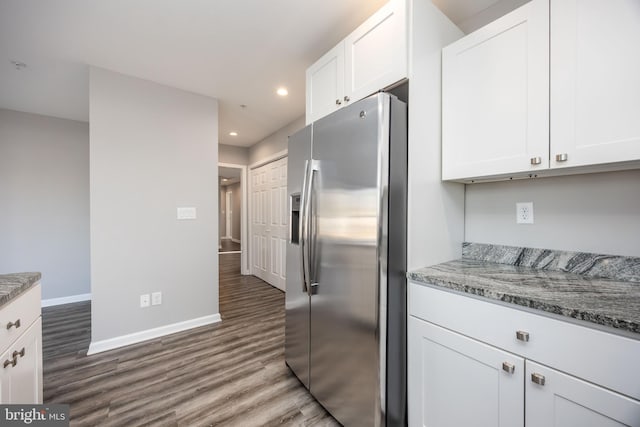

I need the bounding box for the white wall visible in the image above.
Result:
[89,68,219,348]
[407,0,465,270]
[219,144,249,165]
[0,109,90,301]
[249,116,304,165]
[465,170,640,257]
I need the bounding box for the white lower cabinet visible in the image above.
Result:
[526,361,640,427]
[0,318,42,404]
[408,282,640,427]
[408,317,524,427]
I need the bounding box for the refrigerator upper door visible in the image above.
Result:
[309,93,390,427]
[285,125,312,389]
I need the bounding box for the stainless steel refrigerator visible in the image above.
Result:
[285,92,407,426]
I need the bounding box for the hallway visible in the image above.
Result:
[42,253,338,426]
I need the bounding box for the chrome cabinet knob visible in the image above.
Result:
[516,330,530,342]
[555,153,568,162]
[530,156,542,165]
[344,95,350,102]
[335,99,342,106]
[502,362,515,374]
[531,373,546,386]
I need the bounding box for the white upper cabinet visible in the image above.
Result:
[442,0,549,181]
[306,44,345,125]
[550,0,640,169]
[306,0,407,124]
[344,0,407,103]
[442,0,640,182]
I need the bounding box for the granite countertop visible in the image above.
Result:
[0,273,42,309]
[408,243,640,335]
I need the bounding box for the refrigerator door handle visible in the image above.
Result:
[299,160,310,293]
[304,160,319,295]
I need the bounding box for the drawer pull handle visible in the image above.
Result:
[516,330,529,342]
[555,153,568,162]
[530,156,542,165]
[6,319,21,330]
[12,347,25,359]
[502,362,515,374]
[3,357,16,369]
[344,96,350,102]
[531,373,546,386]
[335,99,342,106]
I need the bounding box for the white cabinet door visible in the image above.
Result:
[526,360,640,427]
[344,0,407,104]
[550,0,640,169]
[442,0,549,181]
[306,43,344,125]
[408,317,524,427]
[0,318,42,404]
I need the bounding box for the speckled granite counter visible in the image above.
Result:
[0,273,41,309]
[408,243,640,335]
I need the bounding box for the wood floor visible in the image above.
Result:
[42,253,339,426]
[219,239,241,253]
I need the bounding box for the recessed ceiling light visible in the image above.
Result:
[222,178,229,182]
[229,131,238,136]
[277,87,288,96]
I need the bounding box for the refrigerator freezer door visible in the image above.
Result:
[285,125,312,389]
[309,93,389,426]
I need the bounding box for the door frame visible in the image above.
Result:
[248,149,288,281]
[219,162,249,275]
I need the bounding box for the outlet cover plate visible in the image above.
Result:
[151,292,162,306]
[516,202,534,224]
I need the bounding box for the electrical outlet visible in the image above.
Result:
[140,294,150,308]
[151,291,162,306]
[516,202,534,224]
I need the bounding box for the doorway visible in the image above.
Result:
[218,163,249,274]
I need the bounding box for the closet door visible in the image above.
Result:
[250,157,287,290]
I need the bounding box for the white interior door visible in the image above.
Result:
[225,191,232,239]
[250,157,287,290]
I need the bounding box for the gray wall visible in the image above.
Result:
[249,116,304,165]
[465,170,640,257]
[407,1,465,270]
[90,67,219,343]
[0,109,90,300]
[219,144,249,165]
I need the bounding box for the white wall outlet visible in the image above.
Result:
[516,202,534,224]
[140,294,150,308]
[151,291,162,306]
[177,207,197,220]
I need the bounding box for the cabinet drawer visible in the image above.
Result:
[0,284,41,354]
[409,281,640,400]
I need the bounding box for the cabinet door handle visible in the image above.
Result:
[516,330,530,342]
[344,95,350,102]
[530,156,542,165]
[3,358,16,369]
[12,347,25,359]
[502,362,515,374]
[531,373,546,386]
[335,99,342,106]
[6,319,21,330]
[555,153,568,162]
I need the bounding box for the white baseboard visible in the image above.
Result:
[87,313,222,355]
[231,238,241,244]
[41,293,91,307]
[221,236,231,240]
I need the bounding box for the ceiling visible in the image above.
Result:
[0,0,519,148]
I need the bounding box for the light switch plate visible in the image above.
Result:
[151,291,162,306]
[140,294,150,308]
[177,207,197,220]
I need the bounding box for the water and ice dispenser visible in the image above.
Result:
[290,193,300,245]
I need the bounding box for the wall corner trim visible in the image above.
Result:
[41,293,92,308]
[87,313,222,355]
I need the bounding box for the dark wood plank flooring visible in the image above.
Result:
[42,253,338,426]
[219,239,241,253]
